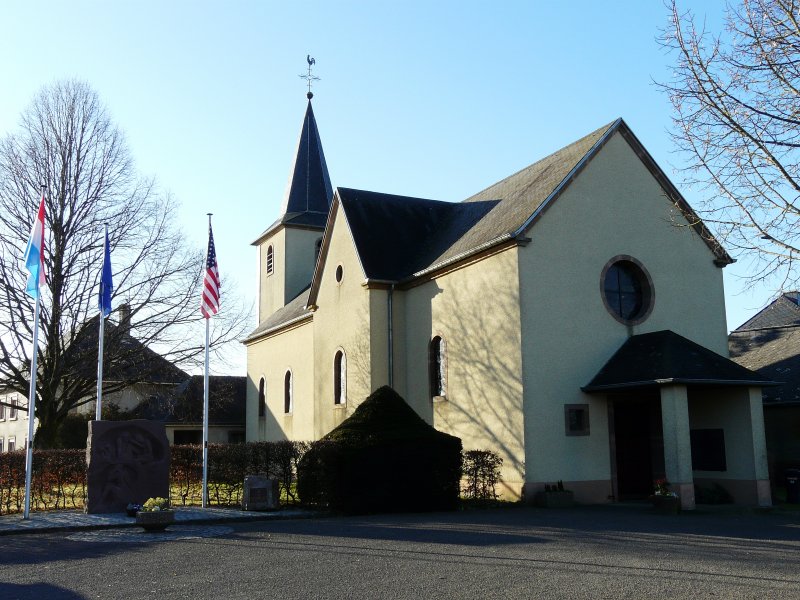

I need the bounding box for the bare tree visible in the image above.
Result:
[0,80,251,447]
[659,0,800,288]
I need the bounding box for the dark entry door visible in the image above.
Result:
[612,396,663,499]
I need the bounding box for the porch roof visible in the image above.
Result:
[582,330,777,393]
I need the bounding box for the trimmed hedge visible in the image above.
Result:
[298,386,462,514]
[0,440,309,515]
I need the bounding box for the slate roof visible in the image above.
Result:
[66,318,188,385]
[734,292,800,331]
[332,118,731,287]
[255,116,734,337]
[583,330,773,392]
[244,287,312,343]
[253,100,333,244]
[338,188,499,281]
[729,293,800,404]
[131,375,246,425]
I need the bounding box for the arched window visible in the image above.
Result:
[258,378,266,418]
[284,370,293,414]
[334,350,346,405]
[266,245,274,276]
[429,336,446,399]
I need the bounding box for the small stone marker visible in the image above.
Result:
[242,476,280,511]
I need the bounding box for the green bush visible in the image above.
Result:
[297,386,462,514]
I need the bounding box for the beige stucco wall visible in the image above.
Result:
[258,228,286,321]
[311,207,374,438]
[245,320,315,442]
[258,227,323,321]
[517,131,730,494]
[400,250,526,497]
[689,386,765,480]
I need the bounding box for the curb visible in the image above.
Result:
[0,508,322,537]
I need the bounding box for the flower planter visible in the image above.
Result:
[136,510,175,532]
[534,490,574,508]
[650,495,680,515]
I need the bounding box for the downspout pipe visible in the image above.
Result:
[388,284,394,388]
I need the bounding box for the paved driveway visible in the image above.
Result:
[0,505,798,599]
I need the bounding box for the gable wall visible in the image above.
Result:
[311,207,374,438]
[517,131,729,493]
[399,250,526,497]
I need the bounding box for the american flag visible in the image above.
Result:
[201,223,220,318]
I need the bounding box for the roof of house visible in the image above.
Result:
[733,292,800,331]
[66,316,189,385]
[253,100,333,245]
[729,293,800,404]
[131,375,246,425]
[583,330,773,392]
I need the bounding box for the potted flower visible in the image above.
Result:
[534,480,574,508]
[650,479,680,514]
[135,497,175,532]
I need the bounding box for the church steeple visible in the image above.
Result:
[253,69,334,321]
[278,98,333,229]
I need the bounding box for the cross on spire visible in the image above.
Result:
[299,55,320,99]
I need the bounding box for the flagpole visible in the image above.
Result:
[202,316,210,508]
[96,224,109,421]
[202,213,212,508]
[96,307,105,421]
[23,290,40,520]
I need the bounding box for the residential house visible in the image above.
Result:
[729,292,800,488]
[0,306,245,447]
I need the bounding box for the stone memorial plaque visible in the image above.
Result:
[86,419,170,514]
[242,475,279,511]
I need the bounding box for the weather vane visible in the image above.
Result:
[299,55,320,99]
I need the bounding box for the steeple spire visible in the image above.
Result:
[252,58,333,244]
[278,98,333,228]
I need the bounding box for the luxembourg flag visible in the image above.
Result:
[22,195,46,299]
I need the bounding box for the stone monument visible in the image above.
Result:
[86,419,170,514]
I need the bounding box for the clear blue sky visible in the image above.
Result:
[0,1,767,375]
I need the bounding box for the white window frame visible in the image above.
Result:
[8,437,15,452]
[9,395,17,420]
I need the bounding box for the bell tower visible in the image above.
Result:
[253,63,332,322]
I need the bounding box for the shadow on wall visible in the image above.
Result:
[431,272,526,482]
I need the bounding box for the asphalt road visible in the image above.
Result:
[0,505,798,599]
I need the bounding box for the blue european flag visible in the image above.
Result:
[99,228,113,316]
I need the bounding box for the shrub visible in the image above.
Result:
[462,450,502,501]
[297,386,462,514]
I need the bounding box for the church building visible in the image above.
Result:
[245,93,773,509]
